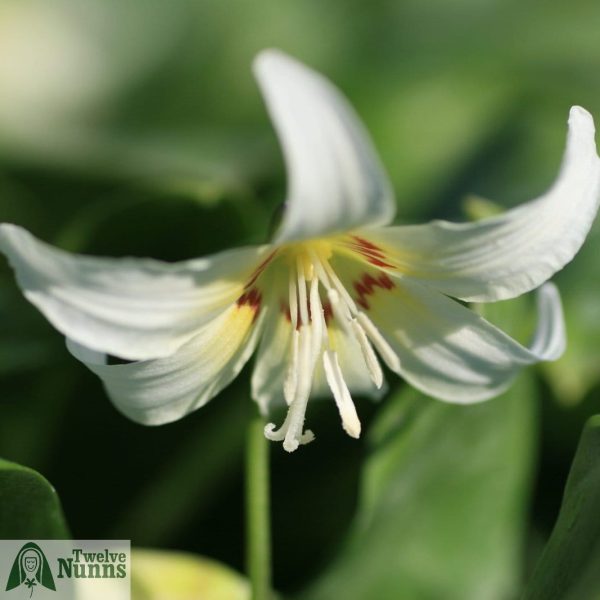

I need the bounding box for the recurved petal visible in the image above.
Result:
[254,49,395,244]
[364,107,600,302]
[367,278,564,403]
[67,302,265,425]
[0,223,268,361]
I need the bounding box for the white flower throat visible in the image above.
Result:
[239,236,401,452]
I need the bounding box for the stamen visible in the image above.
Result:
[309,249,333,288]
[322,259,358,314]
[310,251,350,332]
[283,328,300,405]
[357,311,401,372]
[296,256,309,326]
[327,289,352,335]
[288,269,298,330]
[312,249,385,389]
[267,245,401,450]
[323,349,361,438]
[309,276,326,361]
[350,318,384,388]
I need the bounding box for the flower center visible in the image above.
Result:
[261,238,400,452]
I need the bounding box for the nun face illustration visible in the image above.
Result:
[22,551,38,574]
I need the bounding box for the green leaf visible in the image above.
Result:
[543,223,600,404]
[0,458,69,538]
[132,549,249,600]
[524,415,600,600]
[299,376,536,600]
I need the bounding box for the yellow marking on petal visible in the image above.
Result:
[191,303,259,380]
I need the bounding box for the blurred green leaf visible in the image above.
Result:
[524,415,600,600]
[299,376,536,600]
[0,458,69,538]
[132,549,249,600]
[544,223,600,404]
[365,69,517,220]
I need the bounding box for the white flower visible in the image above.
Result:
[1,50,599,452]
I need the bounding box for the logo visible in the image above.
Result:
[1,540,130,599]
[5,543,55,597]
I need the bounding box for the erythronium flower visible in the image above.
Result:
[1,51,599,452]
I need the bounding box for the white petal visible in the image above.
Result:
[67,303,264,424]
[364,107,600,302]
[367,277,565,403]
[253,49,395,243]
[528,282,566,358]
[0,223,268,360]
[251,310,292,415]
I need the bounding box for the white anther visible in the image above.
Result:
[350,318,384,388]
[323,349,361,439]
[322,260,358,314]
[357,311,401,372]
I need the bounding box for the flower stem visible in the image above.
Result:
[246,415,272,600]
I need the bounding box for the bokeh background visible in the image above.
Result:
[1,0,599,598]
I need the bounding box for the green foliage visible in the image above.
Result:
[0,459,251,599]
[0,458,69,539]
[524,416,600,600]
[299,378,536,600]
[545,226,600,403]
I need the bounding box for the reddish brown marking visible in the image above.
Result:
[366,257,394,268]
[281,300,301,330]
[353,272,396,310]
[322,301,333,325]
[237,287,262,322]
[281,300,293,323]
[244,250,277,289]
[352,236,382,252]
[349,236,395,269]
[378,273,395,289]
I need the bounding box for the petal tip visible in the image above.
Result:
[0,222,23,246]
[252,48,294,79]
[569,105,595,134]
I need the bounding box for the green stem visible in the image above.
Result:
[246,415,272,600]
